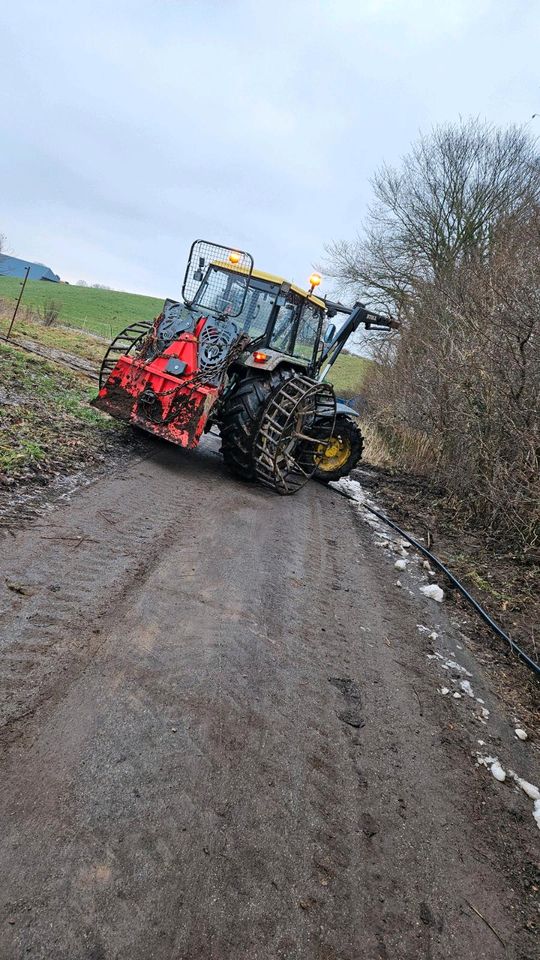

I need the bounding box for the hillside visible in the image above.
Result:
[325,352,371,396]
[0,276,163,339]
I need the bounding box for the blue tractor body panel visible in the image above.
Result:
[335,398,359,418]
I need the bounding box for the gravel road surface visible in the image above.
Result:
[0,436,538,959]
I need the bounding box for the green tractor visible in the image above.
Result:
[93,240,396,494]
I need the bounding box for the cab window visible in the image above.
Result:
[237,282,277,338]
[291,302,323,362]
[269,294,300,352]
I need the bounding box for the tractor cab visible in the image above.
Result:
[188,258,327,375]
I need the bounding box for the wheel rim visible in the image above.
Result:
[315,434,352,472]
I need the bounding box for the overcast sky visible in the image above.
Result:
[1,0,539,300]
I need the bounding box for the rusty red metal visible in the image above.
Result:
[92,316,220,448]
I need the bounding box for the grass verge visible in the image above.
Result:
[0,340,124,485]
[354,462,540,694]
[0,312,107,365]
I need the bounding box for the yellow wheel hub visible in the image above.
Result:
[316,434,352,472]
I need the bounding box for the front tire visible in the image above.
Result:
[314,414,364,483]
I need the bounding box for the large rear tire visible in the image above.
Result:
[314,414,364,483]
[219,368,293,481]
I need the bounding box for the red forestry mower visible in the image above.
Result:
[92,240,396,494]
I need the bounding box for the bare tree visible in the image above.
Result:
[325,119,540,311]
[325,120,540,553]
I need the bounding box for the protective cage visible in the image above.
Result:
[254,375,337,495]
[181,239,253,318]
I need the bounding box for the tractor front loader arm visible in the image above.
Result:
[317,301,399,381]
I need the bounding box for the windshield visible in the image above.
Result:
[193,266,248,317]
[193,266,279,338]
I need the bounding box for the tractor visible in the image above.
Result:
[92,240,396,494]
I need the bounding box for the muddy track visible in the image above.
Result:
[0,436,538,959]
[0,333,100,380]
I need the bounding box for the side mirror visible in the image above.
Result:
[324,323,336,343]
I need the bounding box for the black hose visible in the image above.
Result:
[333,487,540,678]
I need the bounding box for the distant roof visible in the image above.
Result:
[0,254,60,282]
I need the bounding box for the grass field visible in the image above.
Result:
[0,275,370,394]
[0,276,163,340]
[325,352,371,395]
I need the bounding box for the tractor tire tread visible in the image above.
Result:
[220,368,293,480]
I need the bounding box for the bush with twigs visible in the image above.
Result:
[37,300,61,327]
[325,119,540,557]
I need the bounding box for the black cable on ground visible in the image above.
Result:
[332,486,540,679]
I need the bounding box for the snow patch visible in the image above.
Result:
[453,691,462,699]
[439,687,450,695]
[491,760,506,782]
[420,584,444,602]
[394,558,407,571]
[477,754,497,768]
[477,760,540,831]
[509,772,540,801]
[330,478,366,503]
[460,679,474,697]
[477,754,506,781]
[427,653,473,677]
[508,771,540,831]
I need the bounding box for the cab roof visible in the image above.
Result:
[212,260,326,310]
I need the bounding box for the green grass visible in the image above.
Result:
[325,352,371,396]
[0,341,120,478]
[0,275,163,340]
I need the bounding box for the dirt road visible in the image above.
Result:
[0,436,538,959]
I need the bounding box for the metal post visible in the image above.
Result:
[6,265,31,339]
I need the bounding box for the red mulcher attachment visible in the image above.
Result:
[92,240,254,448]
[93,314,219,448]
